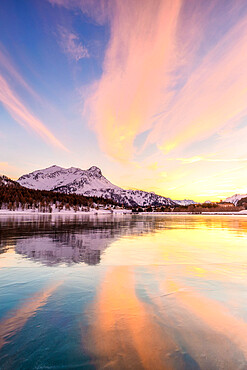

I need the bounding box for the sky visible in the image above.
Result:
[1,0,247,201]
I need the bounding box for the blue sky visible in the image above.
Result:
[1,0,247,201]
[0,0,108,172]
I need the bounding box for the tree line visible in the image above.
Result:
[0,181,117,212]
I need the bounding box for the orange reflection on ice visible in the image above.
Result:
[165,280,247,360]
[138,271,246,368]
[87,266,182,369]
[0,281,62,349]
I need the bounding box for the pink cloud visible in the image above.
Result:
[0,43,68,151]
[0,44,41,101]
[84,0,182,161]
[146,3,247,154]
[0,74,68,151]
[49,0,247,168]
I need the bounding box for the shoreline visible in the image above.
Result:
[0,209,132,216]
[0,210,247,216]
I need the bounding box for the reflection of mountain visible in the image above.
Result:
[16,231,115,266]
[0,214,159,266]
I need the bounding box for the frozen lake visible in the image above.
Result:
[1,214,247,369]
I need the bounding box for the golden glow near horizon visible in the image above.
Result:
[101,217,247,266]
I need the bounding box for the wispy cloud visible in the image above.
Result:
[84,0,182,162]
[0,74,68,151]
[0,43,68,151]
[48,0,112,24]
[60,0,247,164]
[175,156,247,164]
[150,4,247,154]
[0,43,40,101]
[46,0,247,200]
[58,26,89,61]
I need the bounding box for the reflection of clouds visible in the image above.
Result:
[2,215,247,366]
[0,281,62,349]
[86,266,182,369]
[155,279,247,368]
[166,280,247,361]
[87,266,247,368]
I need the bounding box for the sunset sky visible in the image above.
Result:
[1,0,247,201]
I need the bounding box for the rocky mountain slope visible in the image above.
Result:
[0,175,20,188]
[225,194,247,205]
[17,165,177,207]
[173,199,198,206]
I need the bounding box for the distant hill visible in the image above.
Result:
[173,199,198,206]
[225,194,247,205]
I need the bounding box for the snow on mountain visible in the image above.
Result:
[174,199,197,206]
[225,194,247,205]
[0,175,20,187]
[83,188,176,207]
[18,165,119,193]
[17,165,176,207]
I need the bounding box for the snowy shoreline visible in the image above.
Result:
[0,209,247,216]
[0,209,132,216]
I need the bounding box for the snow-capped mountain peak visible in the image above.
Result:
[17,165,176,207]
[174,199,198,206]
[18,165,118,192]
[32,165,63,174]
[88,165,101,173]
[225,193,247,205]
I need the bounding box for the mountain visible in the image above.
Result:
[174,199,198,206]
[18,165,118,192]
[224,194,247,205]
[17,165,176,207]
[0,171,116,213]
[0,175,20,188]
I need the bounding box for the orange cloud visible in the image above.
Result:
[0,74,68,151]
[83,0,247,163]
[84,0,182,162]
[47,0,247,200]
[154,12,247,153]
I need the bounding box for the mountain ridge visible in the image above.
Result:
[17,165,177,207]
[224,193,247,205]
[0,175,21,188]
